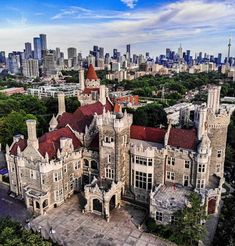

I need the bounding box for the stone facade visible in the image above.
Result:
[5,69,233,224]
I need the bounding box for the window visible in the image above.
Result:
[105,136,109,143]
[170,216,176,223]
[148,159,153,166]
[217,150,222,158]
[168,157,175,166]
[30,170,36,180]
[105,167,114,179]
[110,137,114,142]
[135,171,147,189]
[136,156,147,166]
[11,166,15,172]
[196,179,205,189]
[63,164,67,173]
[166,171,175,181]
[83,159,89,167]
[91,160,98,170]
[148,173,152,191]
[54,189,63,201]
[156,212,163,222]
[198,164,205,173]
[216,164,220,173]
[53,171,62,182]
[41,175,45,185]
[183,175,189,186]
[64,182,68,191]
[107,154,111,163]
[185,160,190,169]
[69,173,74,182]
[74,161,80,170]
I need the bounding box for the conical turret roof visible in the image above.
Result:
[86,64,98,80]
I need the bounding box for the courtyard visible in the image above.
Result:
[31,194,174,246]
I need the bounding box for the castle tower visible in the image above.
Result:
[57,92,66,116]
[85,64,100,88]
[96,110,133,187]
[79,69,85,91]
[26,119,38,149]
[207,86,221,114]
[99,85,106,106]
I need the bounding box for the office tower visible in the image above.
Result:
[33,37,42,60]
[146,52,150,58]
[25,42,32,59]
[133,54,138,64]
[93,46,99,52]
[40,34,47,51]
[177,44,183,59]
[217,53,222,65]
[0,51,6,64]
[55,48,61,60]
[22,59,39,78]
[7,53,21,74]
[166,48,171,59]
[113,49,118,59]
[104,53,110,64]
[99,47,104,59]
[43,52,57,76]
[67,47,77,59]
[126,44,131,61]
[186,50,190,64]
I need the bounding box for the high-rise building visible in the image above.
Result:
[166,48,171,59]
[25,42,32,59]
[113,49,118,59]
[99,47,104,59]
[43,52,57,76]
[217,53,222,65]
[67,47,77,60]
[39,34,47,51]
[177,44,183,59]
[7,53,21,74]
[33,37,42,60]
[126,44,131,61]
[22,59,39,78]
[0,51,6,64]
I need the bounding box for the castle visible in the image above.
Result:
[6,64,232,223]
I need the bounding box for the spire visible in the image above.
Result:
[49,114,58,131]
[86,64,98,80]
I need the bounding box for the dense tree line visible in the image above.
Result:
[0,93,80,147]
[0,217,55,246]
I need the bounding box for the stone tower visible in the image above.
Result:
[57,92,66,116]
[26,119,38,149]
[206,86,230,178]
[96,109,133,187]
[79,69,85,91]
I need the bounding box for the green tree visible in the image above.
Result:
[169,192,207,246]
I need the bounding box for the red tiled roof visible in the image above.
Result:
[168,128,197,150]
[38,127,82,159]
[10,138,27,155]
[130,125,166,144]
[114,103,121,113]
[83,88,100,95]
[86,64,98,80]
[57,100,113,133]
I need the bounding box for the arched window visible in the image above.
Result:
[83,159,89,167]
[91,160,98,170]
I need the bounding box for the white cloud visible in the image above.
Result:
[1,0,234,57]
[121,0,138,9]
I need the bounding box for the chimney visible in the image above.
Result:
[207,86,221,114]
[26,119,38,149]
[99,85,106,105]
[79,69,85,91]
[57,92,66,116]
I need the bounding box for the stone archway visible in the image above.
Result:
[42,199,48,208]
[35,201,40,209]
[109,195,116,211]
[93,199,102,213]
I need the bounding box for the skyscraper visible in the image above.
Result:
[0,51,6,64]
[67,47,77,60]
[40,34,47,51]
[33,37,42,60]
[25,42,32,59]
[22,59,39,78]
[126,44,131,61]
[166,48,171,59]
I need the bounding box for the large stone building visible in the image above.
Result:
[6,67,232,223]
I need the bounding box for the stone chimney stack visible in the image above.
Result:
[26,119,38,149]
[57,92,66,116]
[99,85,106,105]
[207,86,221,114]
[79,69,85,91]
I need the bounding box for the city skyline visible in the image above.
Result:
[0,0,234,56]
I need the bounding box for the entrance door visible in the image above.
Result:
[109,195,116,211]
[208,197,216,214]
[93,199,102,213]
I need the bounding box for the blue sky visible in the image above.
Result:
[0,0,234,58]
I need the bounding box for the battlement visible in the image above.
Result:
[96,109,133,129]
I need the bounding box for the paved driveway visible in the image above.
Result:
[31,195,174,246]
[0,183,30,223]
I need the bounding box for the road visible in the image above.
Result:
[0,182,30,223]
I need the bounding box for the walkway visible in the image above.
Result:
[31,195,174,246]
